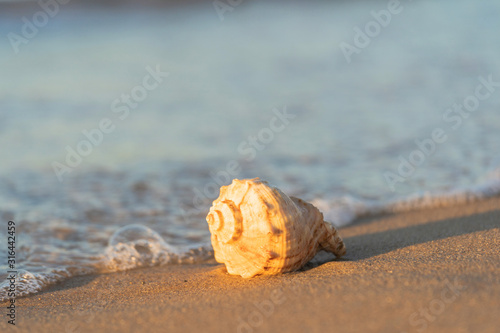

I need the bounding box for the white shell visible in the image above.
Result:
[206,178,346,278]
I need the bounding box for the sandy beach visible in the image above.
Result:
[1,196,498,333]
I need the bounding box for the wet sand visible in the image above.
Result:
[1,196,499,333]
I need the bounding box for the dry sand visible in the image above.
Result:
[1,197,499,333]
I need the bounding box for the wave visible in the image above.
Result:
[0,225,213,302]
[1,166,499,302]
[314,166,500,227]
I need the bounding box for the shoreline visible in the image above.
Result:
[1,196,499,332]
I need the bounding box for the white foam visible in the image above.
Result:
[0,225,214,302]
[0,268,92,301]
[311,196,369,227]
[315,169,500,228]
[102,224,214,272]
[103,224,180,272]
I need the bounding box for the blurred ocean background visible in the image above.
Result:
[1,0,500,299]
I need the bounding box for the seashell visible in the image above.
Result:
[206,178,346,278]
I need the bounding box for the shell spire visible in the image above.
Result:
[206,178,346,278]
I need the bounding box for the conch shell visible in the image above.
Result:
[206,178,346,278]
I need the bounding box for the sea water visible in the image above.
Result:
[1,0,500,300]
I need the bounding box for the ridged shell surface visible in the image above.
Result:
[206,178,346,278]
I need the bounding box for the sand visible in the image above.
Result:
[1,197,499,333]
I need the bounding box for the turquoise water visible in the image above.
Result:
[1,0,500,300]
